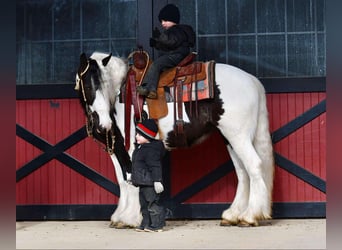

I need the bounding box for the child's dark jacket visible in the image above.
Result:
[152,24,195,56]
[131,140,166,186]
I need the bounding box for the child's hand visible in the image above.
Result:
[126,172,132,183]
[154,182,164,193]
[152,27,161,38]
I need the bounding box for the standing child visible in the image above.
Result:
[131,119,166,232]
[136,3,195,99]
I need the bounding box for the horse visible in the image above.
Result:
[74,50,274,227]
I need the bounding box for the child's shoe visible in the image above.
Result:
[135,225,145,232]
[144,226,163,232]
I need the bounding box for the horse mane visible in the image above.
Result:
[90,51,128,105]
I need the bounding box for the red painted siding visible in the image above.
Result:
[16,99,118,205]
[170,131,237,203]
[267,93,326,202]
[16,93,326,205]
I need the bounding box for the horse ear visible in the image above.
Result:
[102,53,112,66]
[80,53,88,68]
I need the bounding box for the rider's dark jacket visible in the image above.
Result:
[151,24,195,57]
[131,140,166,187]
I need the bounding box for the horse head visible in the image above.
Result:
[75,52,128,134]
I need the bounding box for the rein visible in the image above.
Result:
[78,62,89,103]
[77,62,116,155]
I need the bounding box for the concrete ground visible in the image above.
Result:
[16,219,326,249]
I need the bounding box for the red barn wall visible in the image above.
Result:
[16,93,326,207]
[16,99,118,205]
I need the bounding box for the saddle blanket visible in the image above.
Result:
[169,60,215,102]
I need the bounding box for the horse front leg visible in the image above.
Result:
[109,154,142,228]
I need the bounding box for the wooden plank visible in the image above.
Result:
[282,94,291,201]
[296,93,305,201]
[26,100,35,203]
[40,100,49,203]
[288,93,297,201]
[69,100,80,203]
[311,93,320,201]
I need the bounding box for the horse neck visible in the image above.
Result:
[112,99,137,157]
[104,60,127,103]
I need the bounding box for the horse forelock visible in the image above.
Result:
[90,52,127,105]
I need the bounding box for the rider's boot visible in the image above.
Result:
[137,86,157,99]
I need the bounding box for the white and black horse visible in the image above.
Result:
[75,51,274,227]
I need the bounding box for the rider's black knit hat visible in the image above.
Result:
[158,4,180,24]
[136,119,158,141]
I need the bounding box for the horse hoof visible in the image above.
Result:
[109,221,119,228]
[220,219,235,226]
[112,221,135,229]
[237,220,258,227]
[114,222,128,229]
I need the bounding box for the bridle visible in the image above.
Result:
[76,62,116,155]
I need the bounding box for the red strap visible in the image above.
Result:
[130,74,144,122]
[124,70,134,151]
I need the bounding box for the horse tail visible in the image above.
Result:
[253,78,275,213]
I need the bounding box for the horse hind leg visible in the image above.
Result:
[220,144,250,226]
[241,141,273,226]
[222,138,271,226]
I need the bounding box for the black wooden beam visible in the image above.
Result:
[261,77,326,93]
[271,100,326,143]
[16,124,87,180]
[274,153,326,193]
[168,160,235,205]
[16,84,79,100]
[16,202,325,221]
[16,77,326,100]
[16,124,120,196]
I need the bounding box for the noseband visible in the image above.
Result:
[77,62,116,155]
